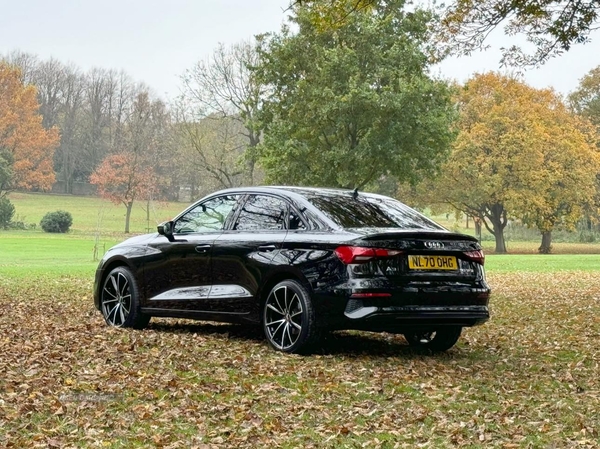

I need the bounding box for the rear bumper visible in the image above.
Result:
[342,304,489,331]
[313,283,491,332]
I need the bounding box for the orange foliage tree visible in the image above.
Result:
[424,73,600,253]
[0,62,59,196]
[90,153,157,233]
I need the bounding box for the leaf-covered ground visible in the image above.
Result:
[1,272,599,448]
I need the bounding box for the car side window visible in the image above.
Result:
[174,195,239,234]
[234,195,288,231]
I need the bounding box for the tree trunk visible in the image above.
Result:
[146,199,151,232]
[493,231,507,254]
[124,201,133,233]
[474,218,482,242]
[539,231,552,254]
[486,203,508,254]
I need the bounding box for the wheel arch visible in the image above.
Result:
[97,258,142,304]
[257,268,313,317]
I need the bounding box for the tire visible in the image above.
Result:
[100,267,150,329]
[262,279,320,354]
[404,327,462,352]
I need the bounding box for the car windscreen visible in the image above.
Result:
[305,193,445,230]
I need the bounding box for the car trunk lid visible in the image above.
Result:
[339,229,484,282]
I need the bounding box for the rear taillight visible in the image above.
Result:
[335,246,403,264]
[464,250,485,265]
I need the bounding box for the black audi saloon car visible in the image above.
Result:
[94,187,490,353]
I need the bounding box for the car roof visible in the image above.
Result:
[213,185,388,200]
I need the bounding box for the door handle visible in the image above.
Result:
[258,244,277,252]
[195,244,211,253]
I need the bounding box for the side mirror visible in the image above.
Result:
[157,221,175,242]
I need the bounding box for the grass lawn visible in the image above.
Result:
[1,193,599,447]
[0,232,108,278]
[485,253,600,272]
[8,192,186,235]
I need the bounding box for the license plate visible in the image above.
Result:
[408,255,457,270]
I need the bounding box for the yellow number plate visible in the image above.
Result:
[408,255,457,270]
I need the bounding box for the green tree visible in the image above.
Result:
[438,0,600,66]
[255,0,456,190]
[0,197,15,229]
[427,73,599,253]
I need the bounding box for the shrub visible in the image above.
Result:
[40,210,73,233]
[0,197,15,229]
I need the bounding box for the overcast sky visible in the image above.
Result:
[1,0,599,100]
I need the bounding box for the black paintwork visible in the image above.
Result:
[94,186,490,333]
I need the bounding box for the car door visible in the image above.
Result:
[210,194,289,317]
[143,194,241,312]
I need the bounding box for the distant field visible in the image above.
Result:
[485,253,600,272]
[480,241,600,255]
[8,192,186,235]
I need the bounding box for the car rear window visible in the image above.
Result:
[305,193,445,230]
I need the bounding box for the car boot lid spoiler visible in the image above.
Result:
[349,228,479,243]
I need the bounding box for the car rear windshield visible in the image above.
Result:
[305,193,445,230]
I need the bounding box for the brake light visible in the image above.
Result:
[335,246,402,264]
[464,250,485,265]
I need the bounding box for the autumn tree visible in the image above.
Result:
[569,66,600,134]
[2,52,184,201]
[180,41,264,184]
[91,90,171,233]
[438,0,600,66]
[90,153,156,233]
[426,72,600,253]
[0,62,59,197]
[568,66,600,229]
[3,53,131,192]
[255,0,456,189]
[517,119,599,253]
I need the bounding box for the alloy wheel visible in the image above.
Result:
[101,271,132,327]
[264,285,304,351]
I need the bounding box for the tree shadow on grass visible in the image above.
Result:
[147,319,472,360]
